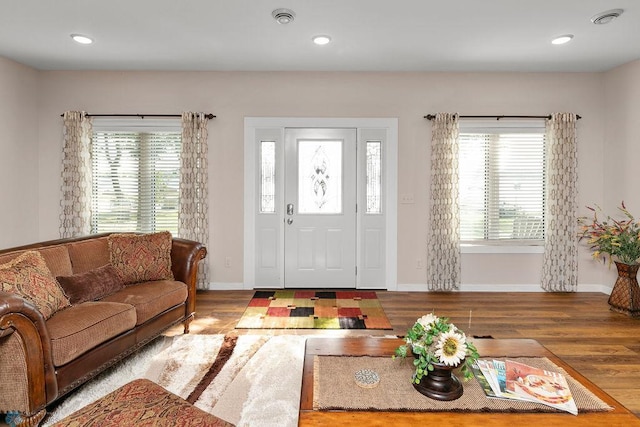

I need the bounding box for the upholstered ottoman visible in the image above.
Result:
[51,379,233,426]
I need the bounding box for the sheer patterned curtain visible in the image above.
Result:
[179,112,210,289]
[59,111,92,238]
[541,113,578,292]
[426,113,461,291]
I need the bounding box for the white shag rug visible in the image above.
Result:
[43,334,307,426]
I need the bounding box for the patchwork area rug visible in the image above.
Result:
[235,290,393,329]
[43,334,306,427]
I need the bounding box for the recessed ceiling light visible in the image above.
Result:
[312,35,331,46]
[551,34,573,45]
[591,9,624,25]
[70,34,93,45]
[272,8,295,25]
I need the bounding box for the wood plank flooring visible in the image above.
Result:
[167,290,640,417]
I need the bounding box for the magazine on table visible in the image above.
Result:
[472,359,578,415]
[474,359,528,401]
[505,360,578,415]
[493,360,533,401]
[470,361,499,398]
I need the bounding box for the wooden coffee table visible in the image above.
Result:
[300,337,640,426]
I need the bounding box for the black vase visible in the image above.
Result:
[412,361,463,401]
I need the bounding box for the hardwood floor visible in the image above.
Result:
[168,290,640,417]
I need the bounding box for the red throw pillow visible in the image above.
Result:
[108,231,174,285]
[57,264,126,304]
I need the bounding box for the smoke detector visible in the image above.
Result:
[272,8,295,25]
[590,8,624,25]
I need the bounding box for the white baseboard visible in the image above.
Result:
[397,283,612,294]
[206,282,245,291]
[576,283,613,294]
[206,282,613,295]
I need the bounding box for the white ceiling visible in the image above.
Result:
[0,0,638,72]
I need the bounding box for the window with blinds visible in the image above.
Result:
[459,126,545,244]
[91,129,181,234]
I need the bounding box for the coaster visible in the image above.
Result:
[354,369,380,388]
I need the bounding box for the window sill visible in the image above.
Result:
[461,244,544,254]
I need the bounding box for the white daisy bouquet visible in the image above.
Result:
[394,313,479,383]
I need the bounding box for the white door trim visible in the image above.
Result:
[243,117,398,290]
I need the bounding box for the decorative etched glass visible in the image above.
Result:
[366,141,382,214]
[298,140,342,214]
[260,140,276,213]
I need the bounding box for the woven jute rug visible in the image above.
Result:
[313,356,613,413]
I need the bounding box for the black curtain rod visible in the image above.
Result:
[60,113,215,119]
[424,114,581,120]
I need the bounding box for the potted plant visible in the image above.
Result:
[394,313,479,400]
[578,202,640,316]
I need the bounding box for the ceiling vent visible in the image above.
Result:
[272,8,295,25]
[590,8,624,25]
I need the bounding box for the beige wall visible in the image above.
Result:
[0,57,39,247]
[604,59,640,206]
[0,58,624,289]
[32,70,607,290]
[601,59,640,287]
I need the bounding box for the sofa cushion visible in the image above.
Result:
[57,264,126,305]
[0,252,18,266]
[101,280,187,325]
[67,237,110,274]
[0,251,70,319]
[0,245,73,279]
[46,301,137,366]
[108,232,174,285]
[37,245,73,277]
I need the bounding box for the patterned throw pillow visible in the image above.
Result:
[0,251,71,319]
[108,231,174,285]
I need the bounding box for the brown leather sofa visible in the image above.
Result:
[0,233,206,426]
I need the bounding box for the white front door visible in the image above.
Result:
[284,128,357,288]
[244,117,398,291]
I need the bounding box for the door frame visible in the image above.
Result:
[243,117,398,290]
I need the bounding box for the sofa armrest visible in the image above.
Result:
[0,291,58,414]
[170,238,207,332]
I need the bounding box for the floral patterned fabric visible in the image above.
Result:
[0,251,70,319]
[108,232,174,285]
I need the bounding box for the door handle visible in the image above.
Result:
[287,218,293,225]
[287,203,294,215]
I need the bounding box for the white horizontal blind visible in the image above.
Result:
[91,130,181,234]
[459,126,545,244]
